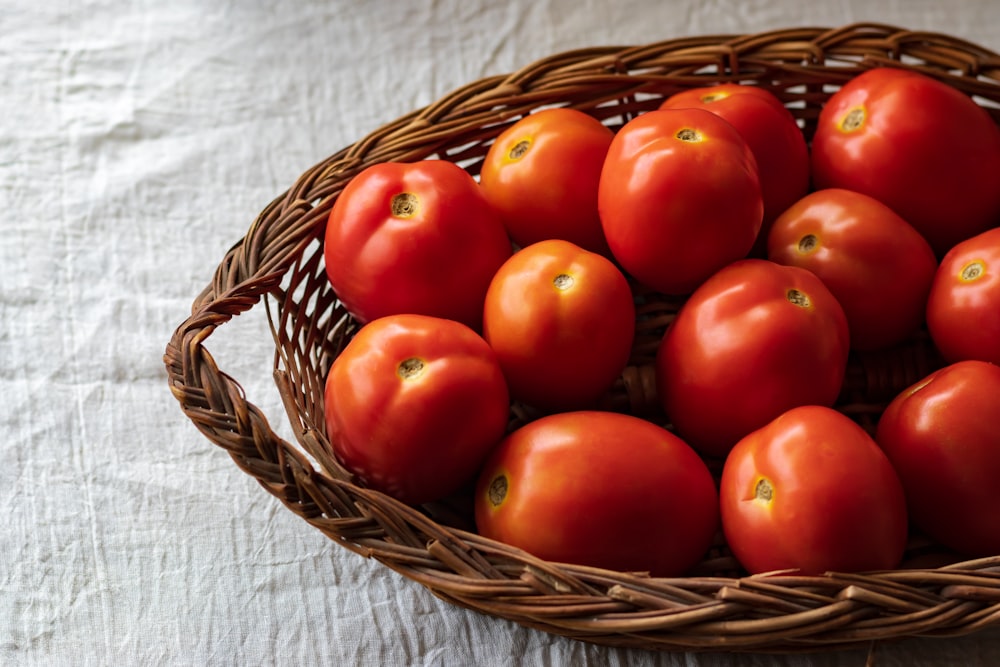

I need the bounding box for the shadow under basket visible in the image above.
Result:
[165,23,1000,654]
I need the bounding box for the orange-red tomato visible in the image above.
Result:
[482,240,635,413]
[811,67,1000,256]
[324,314,510,506]
[926,226,1000,365]
[768,188,938,351]
[324,160,512,330]
[876,360,1000,557]
[656,259,850,459]
[474,411,719,576]
[598,108,763,295]
[721,406,909,575]
[479,108,614,255]
[660,84,809,251]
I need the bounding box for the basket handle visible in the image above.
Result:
[163,154,355,507]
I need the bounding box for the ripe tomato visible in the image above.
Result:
[479,108,614,255]
[598,108,763,295]
[482,240,635,413]
[810,67,1000,256]
[656,259,850,459]
[324,314,510,506]
[324,160,512,330]
[768,188,938,351]
[474,411,719,576]
[659,84,809,250]
[926,226,1000,365]
[721,405,909,575]
[875,360,1000,557]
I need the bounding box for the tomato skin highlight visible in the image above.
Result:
[656,259,850,458]
[324,160,512,330]
[479,108,615,255]
[721,405,909,575]
[926,226,1000,365]
[474,411,720,577]
[876,360,1000,557]
[768,188,938,351]
[810,67,1000,256]
[598,108,764,295]
[324,314,510,506]
[482,239,635,413]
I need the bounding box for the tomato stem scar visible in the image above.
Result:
[960,260,985,282]
[508,139,531,160]
[391,193,419,218]
[754,478,774,502]
[397,357,425,380]
[675,128,702,142]
[798,234,819,253]
[840,107,865,132]
[488,474,508,506]
[786,288,811,308]
[553,273,575,290]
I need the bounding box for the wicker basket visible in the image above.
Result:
[164,23,1000,653]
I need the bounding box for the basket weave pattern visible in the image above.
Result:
[165,24,1000,652]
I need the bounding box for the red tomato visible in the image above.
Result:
[768,188,938,351]
[479,108,614,255]
[660,84,809,249]
[598,108,763,295]
[324,314,510,506]
[721,405,909,575]
[474,411,719,576]
[482,240,635,413]
[926,226,1000,364]
[875,360,1000,557]
[811,67,1000,256]
[324,160,512,330]
[656,259,850,458]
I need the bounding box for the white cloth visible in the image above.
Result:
[3,1,999,664]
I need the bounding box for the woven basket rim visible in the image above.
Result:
[165,22,1000,654]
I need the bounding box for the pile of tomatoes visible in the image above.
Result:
[321,67,1000,578]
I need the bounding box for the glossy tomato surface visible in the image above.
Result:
[474,411,719,576]
[324,160,512,330]
[926,226,1000,365]
[721,405,909,575]
[598,108,763,295]
[660,83,809,248]
[768,188,938,351]
[482,239,635,413]
[656,259,850,458]
[479,108,614,255]
[810,67,1000,256]
[324,314,510,506]
[876,360,1000,557]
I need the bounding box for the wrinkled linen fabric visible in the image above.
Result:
[2,1,999,665]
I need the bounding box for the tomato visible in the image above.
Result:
[656,259,850,459]
[926,226,1000,365]
[875,360,1000,557]
[482,239,635,413]
[768,188,938,351]
[598,108,763,295]
[810,67,1000,256]
[324,160,512,330]
[721,405,909,575]
[323,314,510,506]
[479,108,614,255]
[659,84,809,251]
[474,411,719,576]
